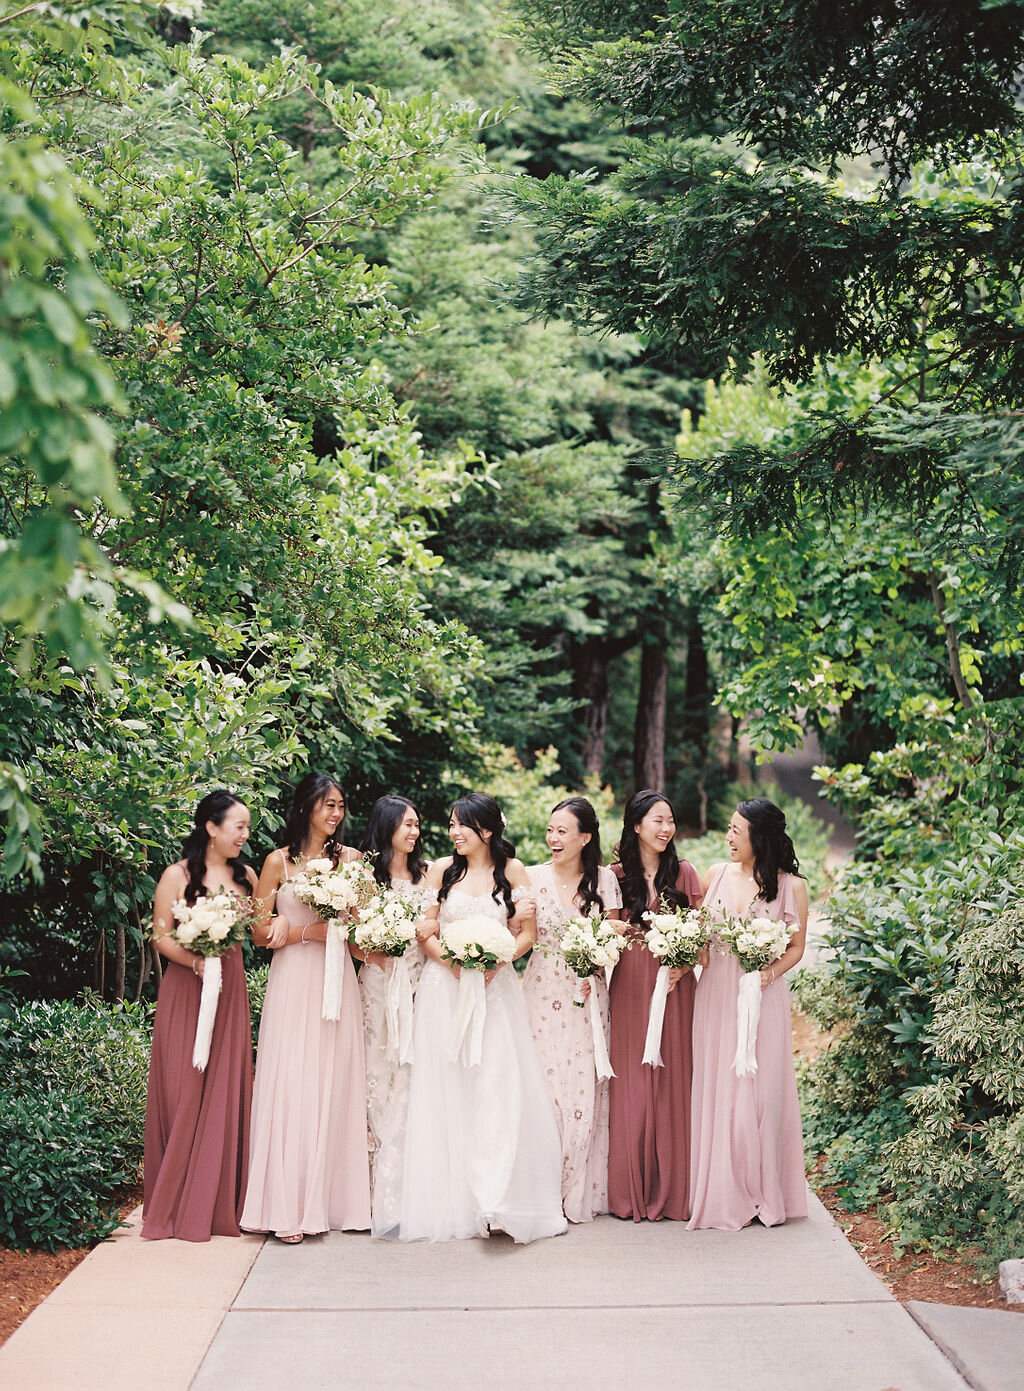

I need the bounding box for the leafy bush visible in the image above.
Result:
[0,1090,134,1250]
[0,994,152,1249]
[247,963,271,1052]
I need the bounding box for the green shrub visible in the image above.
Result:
[247,962,271,1051]
[0,994,152,1249]
[0,1089,133,1250]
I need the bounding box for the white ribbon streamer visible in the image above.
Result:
[590,987,615,1081]
[449,967,486,1067]
[733,970,763,1077]
[385,953,416,1065]
[322,918,344,1021]
[642,964,672,1068]
[192,955,222,1071]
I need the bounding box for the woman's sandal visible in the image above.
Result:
[276,1232,304,1244]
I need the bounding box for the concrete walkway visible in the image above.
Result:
[4,1192,1022,1391]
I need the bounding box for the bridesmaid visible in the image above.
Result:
[241,772,370,1243]
[523,797,622,1222]
[688,796,808,1230]
[143,790,255,1241]
[358,795,430,1237]
[608,788,702,1222]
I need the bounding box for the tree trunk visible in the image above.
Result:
[571,633,638,777]
[682,617,712,831]
[634,636,668,791]
[113,918,126,1002]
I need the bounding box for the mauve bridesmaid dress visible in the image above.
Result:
[607,861,702,1221]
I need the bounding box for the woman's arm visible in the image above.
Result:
[506,859,537,962]
[151,863,206,977]
[760,877,809,989]
[414,859,448,943]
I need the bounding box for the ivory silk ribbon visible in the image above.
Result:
[322,917,345,1021]
[192,955,222,1071]
[642,964,672,1068]
[732,969,763,1077]
[449,967,486,1067]
[385,953,416,1065]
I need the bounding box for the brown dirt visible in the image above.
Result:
[0,1185,143,1348]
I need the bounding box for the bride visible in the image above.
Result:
[394,792,567,1244]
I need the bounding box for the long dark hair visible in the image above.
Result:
[736,796,801,906]
[617,788,690,921]
[439,792,516,915]
[550,796,605,917]
[360,795,427,888]
[181,790,251,904]
[284,772,346,864]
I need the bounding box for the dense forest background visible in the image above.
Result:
[3,0,1024,1265]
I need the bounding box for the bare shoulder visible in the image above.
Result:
[506,857,530,886]
[701,861,726,891]
[157,860,188,891]
[426,857,452,884]
[341,845,361,864]
[259,848,288,879]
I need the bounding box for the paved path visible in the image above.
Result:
[6,1191,1021,1391]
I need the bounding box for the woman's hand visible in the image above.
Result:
[191,955,205,981]
[666,965,689,994]
[300,918,329,945]
[578,976,592,1001]
[265,916,290,950]
[415,915,439,943]
[760,965,778,991]
[365,950,389,971]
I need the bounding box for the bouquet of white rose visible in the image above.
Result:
[717,912,796,1077]
[640,904,710,1067]
[170,892,252,1070]
[353,893,420,1064]
[559,914,625,1081]
[289,857,377,1020]
[439,913,516,1067]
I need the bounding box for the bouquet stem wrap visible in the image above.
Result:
[385,954,415,1065]
[449,968,486,1068]
[733,970,763,1077]
[192,955,222,1071]
[322,919,345,1022]
[642,964,671,1068]
[590,988,615,1081]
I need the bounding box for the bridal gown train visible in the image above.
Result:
[395,886,567,1244]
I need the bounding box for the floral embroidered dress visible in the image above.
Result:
[393,886,567,1245]
[358,876,428,1237]
[522,863,622,1222]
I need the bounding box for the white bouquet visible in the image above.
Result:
[170,892,252,1070]
[640,903,710,1068]
[289,857,377,1021]
[439,913,516,972]
[439,913,515,1067]
[354,892,419,1064]
[559,914,625,1081]
[718,912,796,1077]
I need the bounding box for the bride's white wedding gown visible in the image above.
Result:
[394,886,568,1244]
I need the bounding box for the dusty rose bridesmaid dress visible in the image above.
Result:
[688,865,808,1229]
[241,854,370,1236]
[607,861,702,1221]
[142,944,253,1241]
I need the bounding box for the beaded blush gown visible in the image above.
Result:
[358,877,428,1238]
[688,865,807,1230]
[522,863,622,1222]
[394,886,567,1244]
[241,851,370,1237]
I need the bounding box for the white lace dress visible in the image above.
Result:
[522,863,621,1222]
[394,886,568,1244]
[358,877,428,1238]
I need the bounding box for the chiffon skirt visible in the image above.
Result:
[241,941,370,1236]
[395,961,568,1244]
[688,949,807,1230]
